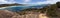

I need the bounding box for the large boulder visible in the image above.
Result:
[0,10,21,18]
[56,1,60,8]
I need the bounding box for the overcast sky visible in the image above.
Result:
[0,0,60,4]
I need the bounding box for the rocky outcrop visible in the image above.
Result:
[0,10,21,18]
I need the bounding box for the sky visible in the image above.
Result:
[0,0,60,4]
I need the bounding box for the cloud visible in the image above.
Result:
[0,0,16,4]
[24,0,31,3]
[20,0,60,4]
[0,0,60,4]
[21,0,31,4]
[36,0,60,4]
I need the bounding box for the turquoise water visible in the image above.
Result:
[3,5,46,12]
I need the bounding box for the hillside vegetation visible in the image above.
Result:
[16,2,60,17]
[0,2,60,18]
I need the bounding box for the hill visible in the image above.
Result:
[0,1,60,18]
[0,3,22,7]
[16,2,60,18]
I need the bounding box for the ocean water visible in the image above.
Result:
[2,5,46,12]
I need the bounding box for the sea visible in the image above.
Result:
[0,5,47,12]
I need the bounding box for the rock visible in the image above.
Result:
[0,10,21,18]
